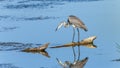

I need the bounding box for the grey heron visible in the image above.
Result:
[55,15,88,61]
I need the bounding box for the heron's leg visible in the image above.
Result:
[77,28,80,61]
[72,27,75,42]
[72,28,76,62]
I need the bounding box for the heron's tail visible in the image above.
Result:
[83,26,88,31]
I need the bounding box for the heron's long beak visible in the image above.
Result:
[55,25,60,31]
[55,27,58,31]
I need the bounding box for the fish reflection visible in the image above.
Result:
[50,36,97,48]
[22,43,50,58]
[56,57,88,68]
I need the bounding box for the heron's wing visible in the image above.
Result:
[69,15,88,31]
[55,21,66,31]
[69,15,85,25]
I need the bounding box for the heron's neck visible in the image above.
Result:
[64,22,70,27]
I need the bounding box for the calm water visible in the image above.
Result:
[0,0,120,68]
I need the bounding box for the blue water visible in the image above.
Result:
[0,0,120,68]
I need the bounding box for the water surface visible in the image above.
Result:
[0,0,120,68]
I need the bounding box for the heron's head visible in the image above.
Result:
[55,21,69,31]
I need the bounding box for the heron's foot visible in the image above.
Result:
[72,41,76,43]
[77,41,80,45]
[72,42,76,46]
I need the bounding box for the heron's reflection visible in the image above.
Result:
[56,57,88,68]
[22,43,50,58]
[51,36,97,67]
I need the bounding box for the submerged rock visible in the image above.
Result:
[22,43,49,52]
[50,36,97,48]
[22,43,50,58]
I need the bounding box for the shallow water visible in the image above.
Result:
[0,0,120,68]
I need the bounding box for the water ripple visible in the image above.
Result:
[4,2,64,9]
[18,0,101,3]
[112,58,120,62]
[0,15,59,21]
[23,16,59,21]
[2,0,101,9]
[0,26,19,32]
[0,15,11,20]
[0,42,39,51]
[0,63,20,68]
